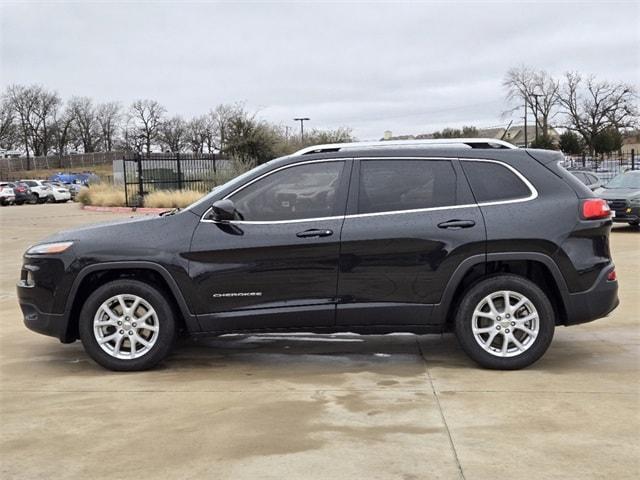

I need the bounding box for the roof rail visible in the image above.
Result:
[293,138,517,155]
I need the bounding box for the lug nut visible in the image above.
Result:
[128,330,134,336]
[119,330,124,334]
[511,321,515,326]
[125,316,130,321]
[132,322,137,327]
[496,325,501,330]
[505,329,510,333]
[117,321,122,325]
[496,316,501,321]
[506,314,510,318]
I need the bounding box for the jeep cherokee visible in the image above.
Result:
[17,139,619,371]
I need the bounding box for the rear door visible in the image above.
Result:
[336,157,486,326]
[189,159,351,332]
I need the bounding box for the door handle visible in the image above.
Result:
[437,219,476,229]
[296,228,333,238]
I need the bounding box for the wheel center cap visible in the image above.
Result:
[500,320,511,329]
[123,321,132,330]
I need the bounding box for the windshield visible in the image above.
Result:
[605,171,640,189]
[183,160,278,211]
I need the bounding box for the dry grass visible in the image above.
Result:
[143,189,205,208]
[77,184,126,207]
[77,184,205,208]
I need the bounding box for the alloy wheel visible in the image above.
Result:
[93,294,160,360]
[471,290,539,358]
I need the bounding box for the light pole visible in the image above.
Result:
[294,117,310,141]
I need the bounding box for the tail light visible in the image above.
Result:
[607,269,617,281]
[582,198,611,220]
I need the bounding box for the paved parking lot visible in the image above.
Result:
[1,203,638,479]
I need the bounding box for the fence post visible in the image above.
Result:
[137,152,144,206]
[632,149,636,171]
[213,153,217,174]
[176,152,183,191]
[123,158,129,206]
[581,153,586,168]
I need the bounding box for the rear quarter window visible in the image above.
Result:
[461,160,532,203]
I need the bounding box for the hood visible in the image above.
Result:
[594,187,640,200]
[40,215,162,244]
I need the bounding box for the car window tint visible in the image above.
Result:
[572,172,588,184]
[24,181,37,187]
[462,161,531,203]
[358,160,458,214]
[230,161,345,221]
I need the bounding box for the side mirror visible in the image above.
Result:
[210,199,237,222]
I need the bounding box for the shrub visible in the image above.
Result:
[143,190,205,208]
[77,184,126,207]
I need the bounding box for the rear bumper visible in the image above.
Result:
[563,266,619,326]
[611,206,639,223]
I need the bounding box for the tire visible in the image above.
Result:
[454,275,555,370]
[15,200,24,205]
[36,195,47,204]
[78,279,177,371]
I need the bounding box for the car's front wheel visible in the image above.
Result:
[79,280,177,371]
[455,275,555,370]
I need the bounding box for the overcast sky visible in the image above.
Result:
[1,0,638,139]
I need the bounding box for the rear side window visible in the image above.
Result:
[462,161,531,203]
[358,159,457,214]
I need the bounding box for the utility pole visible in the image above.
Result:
[523,98,528,148]
[294,117,310,141]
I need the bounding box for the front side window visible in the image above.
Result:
[230,161,345,221]
[358,159,458,214]
[461,161,531,203]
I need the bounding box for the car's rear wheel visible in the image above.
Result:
[79,280,177,371]
[455,275,555,370]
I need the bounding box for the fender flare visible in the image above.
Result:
[65,261,199,332]
[432,252,569,324]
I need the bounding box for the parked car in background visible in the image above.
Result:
[42,181,72,203]
[567,169,603,191]
[0,183,16,205]
[595,170,640,226]
[0,182,36,205]
[20,180,53,204]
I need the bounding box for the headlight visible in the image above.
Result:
[26,241,74,255]
[629,196,640,207]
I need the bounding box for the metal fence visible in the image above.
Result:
[562,150,637,182]
[113,152,232,207]
[0,151,124,176]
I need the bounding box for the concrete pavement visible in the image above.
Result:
[1,203,638,479]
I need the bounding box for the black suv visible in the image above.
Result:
[17,139,619,371]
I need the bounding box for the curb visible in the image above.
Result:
[81,205,170,214]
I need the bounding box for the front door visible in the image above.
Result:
[189,159,351,332]
[336,157,486,326]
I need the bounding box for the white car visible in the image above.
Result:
[42,181,72,203]
[21,180,71,203]
[0,184,15,206]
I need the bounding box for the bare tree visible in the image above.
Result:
[186,116,209,154]
[5,85,39,159]
[31,87,61,156]
[68,96,101,153]
[129,99,166,156]
[96,102,121,151]
[209,104,240,154]
[503,66,560,137]
[51,103,75,158]
[558,72,638,154]
[160,115,188,152]
[0,99,17,150]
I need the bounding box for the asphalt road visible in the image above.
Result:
[1,203,638,479]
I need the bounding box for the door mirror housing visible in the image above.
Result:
[210,199,237,222]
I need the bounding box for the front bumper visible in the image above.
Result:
[563,265,619,326]
[611,206,639,223]
[19,300,73,342]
